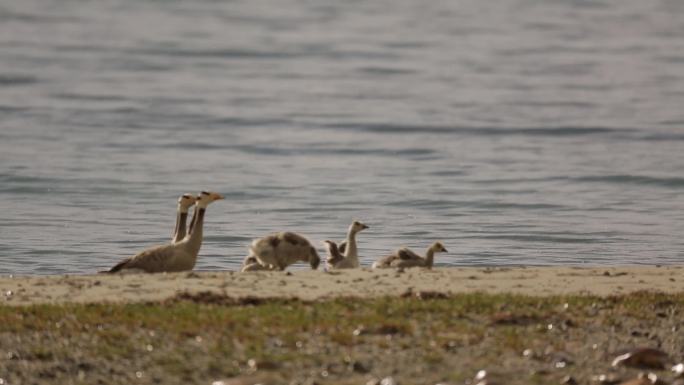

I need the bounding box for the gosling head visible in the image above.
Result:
[178,194,195,212]
[195,191,224,208]
[431,241,448,253]
[350,220,369,234]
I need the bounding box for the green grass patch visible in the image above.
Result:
[2,291,683,384]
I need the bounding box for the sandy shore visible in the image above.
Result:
[1,266,682,306]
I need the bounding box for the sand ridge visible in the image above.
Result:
[1,266,683,306]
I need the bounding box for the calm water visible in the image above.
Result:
[1,0,683,274]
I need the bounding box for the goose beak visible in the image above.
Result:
[361,224,369,230]
[212,193,225,201]
[442,247,448,253]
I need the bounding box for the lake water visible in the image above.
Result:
[1,0,683,274]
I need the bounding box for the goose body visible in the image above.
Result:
[326,221,368,269]
[247,232,320,271]
[371,241,447,269]
[103,191,223,274]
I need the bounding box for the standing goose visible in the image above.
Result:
[371,241,447,269]
[172,194,196,243]
[326,220,368,269]
[103,191,224,273]
[246,232,320,271]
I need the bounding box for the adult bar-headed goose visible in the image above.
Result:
[247,232,320,271]
[371,241,447,269]
[103,191,223,274]
[172,194,196,243]
[326,220,368,269]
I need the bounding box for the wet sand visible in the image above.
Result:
[1,266,682,306]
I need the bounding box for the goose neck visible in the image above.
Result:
[344,229,358,258]
[173,212,189,243]
[183,207,205,255]
[424,247,435,268]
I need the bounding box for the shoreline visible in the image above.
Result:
[1,265,682,306]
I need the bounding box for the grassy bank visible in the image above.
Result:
[1,291,683,385]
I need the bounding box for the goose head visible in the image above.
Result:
[350,220,369,234]
[195,191,224,208]
[431,241,448,253]
[178,194,195,212]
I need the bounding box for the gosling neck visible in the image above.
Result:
[344,228,358,259]
[424,247,436,269]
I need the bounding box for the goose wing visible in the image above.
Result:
[337,240,347,255]
[371,254,398,269]
[390,257,426,268]
[107,244,177,273]
[395,247,422,260]
[325,241,344,265]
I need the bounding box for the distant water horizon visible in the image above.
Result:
[1,0,683,274]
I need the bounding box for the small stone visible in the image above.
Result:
[351,361,369,373]
[592,374,621,384]
[612,348,670,370]
[673,363,684,377]
[380,377,397,385]
[561,375,578,385]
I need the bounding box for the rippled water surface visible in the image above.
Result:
[1,0,683,274]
